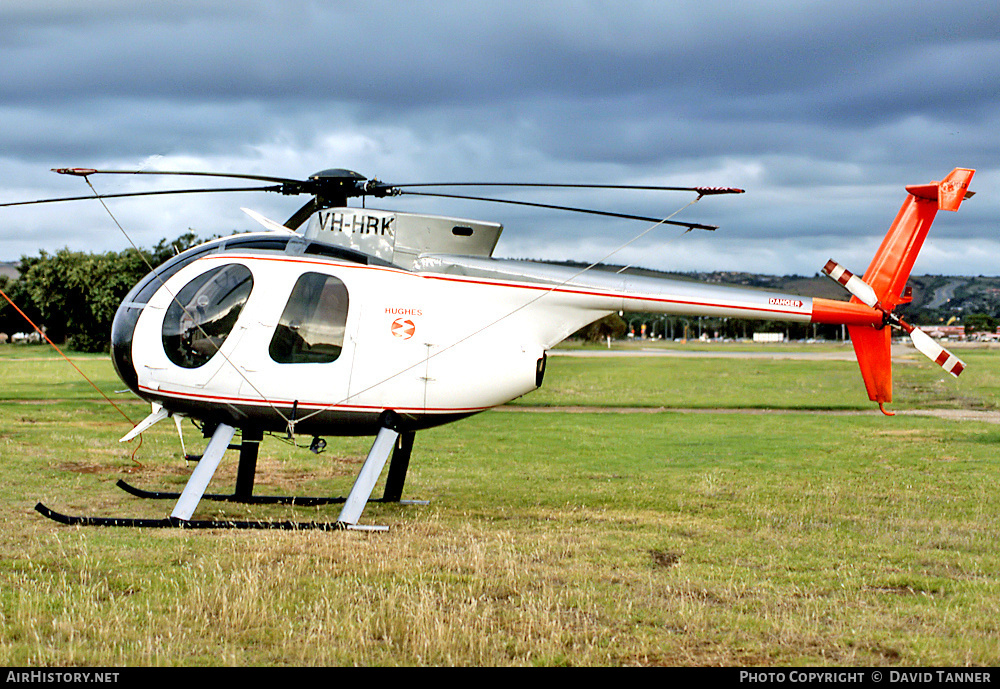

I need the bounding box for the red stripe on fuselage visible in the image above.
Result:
[137,384,492,415]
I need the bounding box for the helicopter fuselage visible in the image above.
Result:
[111,229,858,438]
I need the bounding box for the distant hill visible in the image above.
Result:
[0,262,18,281]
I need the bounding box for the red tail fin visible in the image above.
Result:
[848,168,975,407]
[863,168,975,312]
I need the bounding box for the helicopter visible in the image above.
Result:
[1,165,976,530]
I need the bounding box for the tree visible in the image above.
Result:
[13,233,207,352]
[964,313,997,334]
[0,270,43,338]
[17,248,150,351]
[150,231,203,265]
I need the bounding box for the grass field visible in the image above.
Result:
[1,342,998,666]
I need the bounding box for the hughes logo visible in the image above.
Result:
[391,318,416,339]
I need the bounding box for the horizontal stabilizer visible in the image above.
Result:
[905,168,975,212]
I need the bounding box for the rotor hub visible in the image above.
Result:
[308,168,366,185]
[279,169,370,206]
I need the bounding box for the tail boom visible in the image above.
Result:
[810,297,883,327]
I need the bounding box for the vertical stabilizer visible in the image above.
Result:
[847,325,893,404]
[864,168,975,311]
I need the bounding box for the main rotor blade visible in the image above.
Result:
[389,181,745,195]
[0,185,283,208]
[283,197,320,231]
[52,167,304,186]
[397,190,718,231]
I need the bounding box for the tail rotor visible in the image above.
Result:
[821,259,965,378]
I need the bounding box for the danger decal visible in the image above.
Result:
[768,298,803,308]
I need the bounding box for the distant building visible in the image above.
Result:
[921,325,965,340]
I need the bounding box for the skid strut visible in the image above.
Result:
[338,424,399,526]
[116,426,349,506]
[35,418,420,531]
[170,422,235,521]
[115,429,420,506]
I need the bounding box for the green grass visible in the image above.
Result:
[0,347,123,401]
[1,342,999,666]
[529,342,1000,411]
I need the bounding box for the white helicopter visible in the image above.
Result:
[2,165,975,530]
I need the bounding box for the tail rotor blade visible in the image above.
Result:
[907,326,965,377]
[822,259,880,308]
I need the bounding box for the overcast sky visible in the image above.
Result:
[1,0,996,276]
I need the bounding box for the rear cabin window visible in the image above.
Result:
[162,263,253,369]
[269,272,349,364]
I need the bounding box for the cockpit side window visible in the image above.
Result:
[269,272,349,364]
[162,264,253,369]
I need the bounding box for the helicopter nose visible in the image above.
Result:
[110,298,141,396]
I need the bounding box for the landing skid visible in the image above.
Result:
[115,479,348,506]
[114,479,429,506]
[37,418,421,531]
[34,502,387,531]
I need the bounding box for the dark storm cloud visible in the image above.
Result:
[5,2,996,113]
[0,0,996,274]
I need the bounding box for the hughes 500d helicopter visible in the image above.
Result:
[1,165,976,530]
